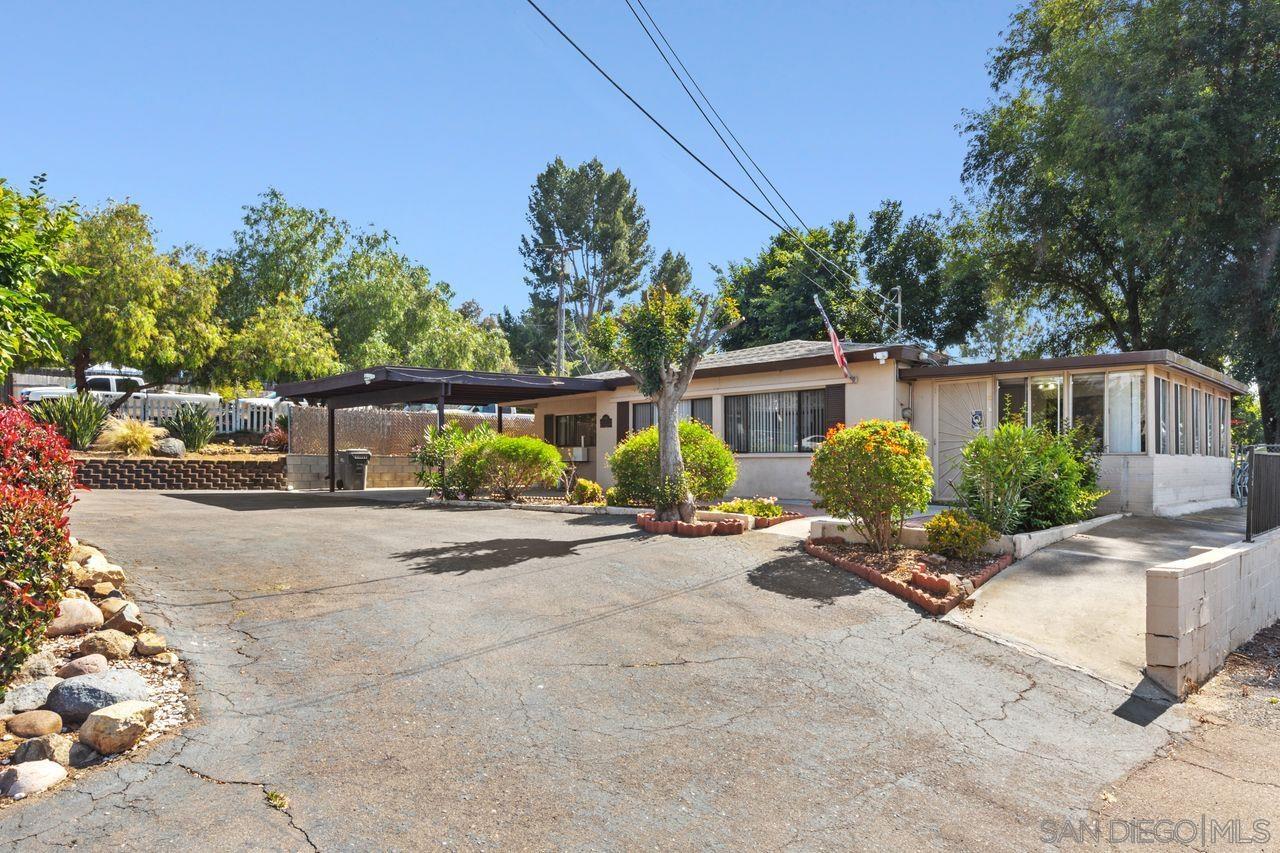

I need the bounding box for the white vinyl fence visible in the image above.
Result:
[91,392,289,436]
[214,400,289,435]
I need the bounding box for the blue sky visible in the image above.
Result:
[4,0,1017,318]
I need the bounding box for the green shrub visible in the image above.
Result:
[955,420,1108,534]
[710,496,784,518]
[482,435,566,501]
[568,478,605,505]
[604,486,622,506]
[608,420,737,507]
[101,416,165,456]
[413,422,495,499]
[1,406,76,687]
[159,402,217,452]
[924,509,996,560]
[809,420,933,552]
[29,393,108,451]
[275,411,290,431]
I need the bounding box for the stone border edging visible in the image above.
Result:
[805,537,1014,615]
[808,512,1125,559]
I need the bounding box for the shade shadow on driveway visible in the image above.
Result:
[393,531,640,574]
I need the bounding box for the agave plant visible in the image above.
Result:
[29,393,109,450]
[159,402,217,452]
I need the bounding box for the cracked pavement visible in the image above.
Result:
[0,490,1230,850]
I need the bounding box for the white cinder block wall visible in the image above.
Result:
[1146,529,1280,697]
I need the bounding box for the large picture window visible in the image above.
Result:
[998,376,1062,432]
[631,398,712,432]
[1070,373,1105,448]
[1105,371,1145,453]
[724,390,823,453]
[1155,378,1170,454]
[1175,384,1187,453]
[554,413,595,447]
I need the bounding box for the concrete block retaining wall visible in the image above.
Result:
[1145,529,1280,698]
[808,513,1122,560]
[76,457,285,490]
[286,454,419,490]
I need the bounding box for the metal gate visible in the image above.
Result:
[1245,446,1280,541]
[934,380,991,501]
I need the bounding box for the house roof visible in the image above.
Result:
[898,349,1249,394]
[581,340,941,383]
[274,366,614,409]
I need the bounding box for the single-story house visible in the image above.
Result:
[512,340,1247,516]
[276,340,1246,516]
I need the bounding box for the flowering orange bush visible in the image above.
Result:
[809,419,932,552]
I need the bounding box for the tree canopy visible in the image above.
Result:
[0,177,81,378]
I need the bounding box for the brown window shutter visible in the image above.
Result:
[616,401,629,437]
[543,414,555,443]
[823,383,845,432]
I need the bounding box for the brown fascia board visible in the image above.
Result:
[897,349,1249,395]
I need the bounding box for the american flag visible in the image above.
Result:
[813,295,853,383]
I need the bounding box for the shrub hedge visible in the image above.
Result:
[608,420,736,507]
[924,509,996,560]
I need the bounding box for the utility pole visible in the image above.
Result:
[537,242,580,375]
[889,286,903,341]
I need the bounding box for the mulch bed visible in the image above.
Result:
[804,537,1013,615]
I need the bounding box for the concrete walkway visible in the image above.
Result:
[948,507,1246,688]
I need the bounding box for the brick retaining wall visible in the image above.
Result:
[76,457,286,490]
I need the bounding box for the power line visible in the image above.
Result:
[524,0,900,336]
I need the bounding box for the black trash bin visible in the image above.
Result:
[338,448,372,490]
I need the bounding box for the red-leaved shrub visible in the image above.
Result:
[1,404,76,687]
[261,426,288,451]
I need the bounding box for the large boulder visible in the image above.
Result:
[152,437,185,458]
[0,760,66,799]
[56,654,109,679]
[76,629,136,660]
[0,677,62,715]
[78,700,158,755]
[46,598,105,637]
[5,710,63,738]
[45,670,149,723]
[12,733,73,766]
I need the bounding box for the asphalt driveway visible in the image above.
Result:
[1,490,1204,850]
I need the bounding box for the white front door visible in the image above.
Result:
[934,380,991,500]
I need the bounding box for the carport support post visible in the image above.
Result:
[437,393,446,494]
[497,404,503,433]
[328,405,336,493]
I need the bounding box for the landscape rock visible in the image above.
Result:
[98,598,132,619]
[0,760,66,799]
[15,650,59,681]
[63,588,90,601]
[78,700,158,754]
[0,677,62,714]
[134,632,167,656]
[151,652,179,667]
[71,557,126,589]
[45,669,149,723]
[56,654,109,679]
[5,710,63,738]
[68,742,102,768]
[91,582,117,598]
[922,553,948,568]
[12,733,72,766]
[68,543,103,565]
[46,598,105,637]
[103,606,145,636]
[76,629,136,660]
[153,437,186,458]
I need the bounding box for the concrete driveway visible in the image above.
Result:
[949,507,1246,688]
[1,490,1205,850]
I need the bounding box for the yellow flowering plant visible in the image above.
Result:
[809,419,933,552]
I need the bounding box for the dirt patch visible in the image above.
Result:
[1186,620,1280,733]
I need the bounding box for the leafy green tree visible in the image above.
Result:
[209,295,341,395]
[965,0,1279,432]
[519,158,652,372]
[1232,393,1264,449]
[219,188,347,327]
[43,203,225,404]
[588,272,741,522]
[316,231,511,371]
[0,177,81,381]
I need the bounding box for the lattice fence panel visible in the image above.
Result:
[289,407,536,456]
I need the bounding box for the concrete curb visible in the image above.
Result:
[809,512,1127,559]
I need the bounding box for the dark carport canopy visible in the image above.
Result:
[273,366,615,491]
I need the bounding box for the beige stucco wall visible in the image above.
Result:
[1146,529,1280,697]
[524,361,900,501]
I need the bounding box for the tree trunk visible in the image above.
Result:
[71,348,91,391]
[654,392,695,522]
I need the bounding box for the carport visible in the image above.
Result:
[275,366,614,491]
